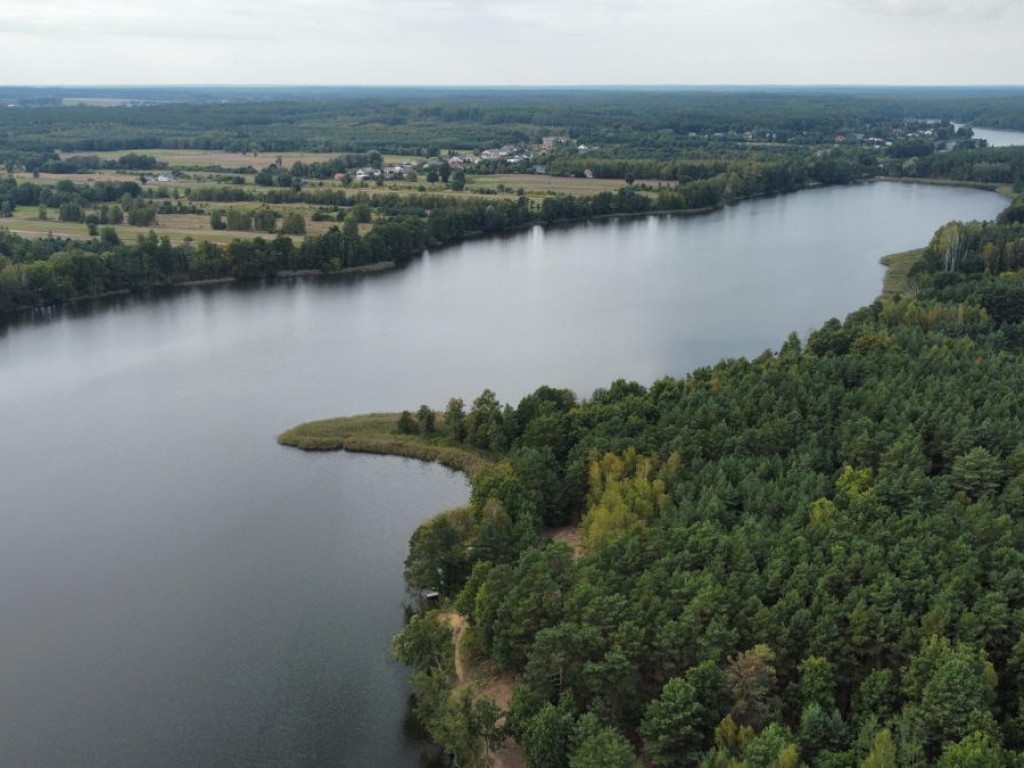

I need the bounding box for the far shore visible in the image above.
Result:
[873,176,1015,199]
[176,260,397,289]
[7,175,1010,318]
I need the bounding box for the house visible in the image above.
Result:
[584,168,594,179]
[334,172,347,180]
[355,167,381,181]
[156,172,174,182]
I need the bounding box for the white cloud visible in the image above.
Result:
[832,0,1015,18]
[1,0,1022,84]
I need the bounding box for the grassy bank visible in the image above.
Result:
[879,247,924,297]
[277,412,493,476]
[875,176,1016,199]
[276,261,396,278]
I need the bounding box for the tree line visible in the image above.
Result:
[3,88,1023,156]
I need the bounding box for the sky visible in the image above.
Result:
[1,0,1022,86]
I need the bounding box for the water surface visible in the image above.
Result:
[953,123,1024,147]
[0,181,1007,766]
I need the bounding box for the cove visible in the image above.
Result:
[0,181,1008,767]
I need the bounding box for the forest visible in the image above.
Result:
[391,213,1024,767]
[3,87,1024,156]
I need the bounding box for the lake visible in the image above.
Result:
[953,123,1024,147]
[0,181,1008,766]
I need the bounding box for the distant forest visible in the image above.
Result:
[2,87,1024,155]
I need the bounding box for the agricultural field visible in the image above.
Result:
[60,97,139,107]
[3,217,242,245]
[470,173,662,195]
[61,148,341,170]
[12,171,251,194]
[3,202,345,245]
[2,153,668,249]
[14,170,148,184]
[0,171,659,247]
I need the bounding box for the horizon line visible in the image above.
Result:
[3,83,1024,89]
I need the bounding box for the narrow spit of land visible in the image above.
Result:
[277,413,492,476]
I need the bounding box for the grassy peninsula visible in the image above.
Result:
[277,412,492,476]
[879,248,924,296]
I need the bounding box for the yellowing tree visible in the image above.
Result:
[580,448,675,552]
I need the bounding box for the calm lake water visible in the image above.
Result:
[0,182,1007,767]
[953,123,1024,147]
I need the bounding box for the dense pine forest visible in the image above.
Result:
[392,213,1024,767]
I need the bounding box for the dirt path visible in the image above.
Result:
[545,524,583,559]
[443,612,470,683]
[439,611,523,768]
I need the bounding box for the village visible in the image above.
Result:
[338,135,584,182]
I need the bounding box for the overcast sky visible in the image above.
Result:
[1,0,1022,86]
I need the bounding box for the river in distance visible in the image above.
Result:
[0,181,1008,766]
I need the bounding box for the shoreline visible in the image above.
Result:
[880,248,925,297]
[4,177,1007,318]
[176,261,398,288]
[277,200,999,474]
[872,175,1015,199]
